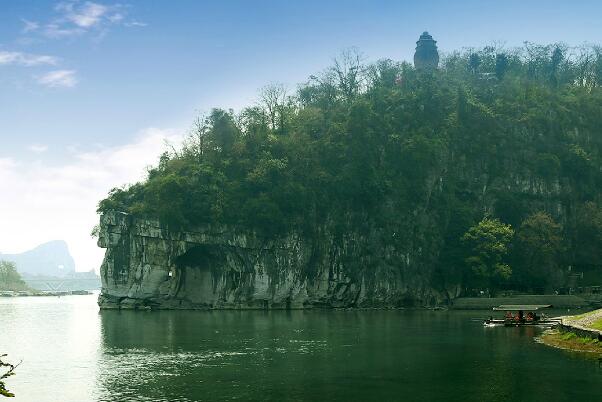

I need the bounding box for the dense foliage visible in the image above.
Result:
[0,261,27,292]
[462,218,514,291]
[99,43,602,294]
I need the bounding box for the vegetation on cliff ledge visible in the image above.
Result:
[98,43,602,295]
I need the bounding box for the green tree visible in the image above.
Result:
[514,212,564,291]
[534,153,561,181]
[462,217,514,293]
[206,108,239,153]
[0,261,26,292]
[574,202,602,266]
[468,53,481,74]
[549,46,563,87]
[495,53,509,80]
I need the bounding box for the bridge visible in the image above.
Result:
[23,278,100,292]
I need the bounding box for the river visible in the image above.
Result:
[1,294,600,401]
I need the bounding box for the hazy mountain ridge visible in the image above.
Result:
[0,240,76,277]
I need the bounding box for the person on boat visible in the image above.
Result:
[505,311,513,321]
[526,312,534,322]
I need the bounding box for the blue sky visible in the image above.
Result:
[1,0,601,271]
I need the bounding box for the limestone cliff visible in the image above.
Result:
[98,211,451,309]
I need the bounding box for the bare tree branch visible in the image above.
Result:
[0,354,19,398]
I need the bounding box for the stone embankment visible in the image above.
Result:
[536,308,602,356]
[538,308,602,356]
[558,308,602,341]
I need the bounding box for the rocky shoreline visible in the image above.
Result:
[562,308,602,329]
[539,308,602,356]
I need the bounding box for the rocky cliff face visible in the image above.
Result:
[98,211,452,309]
[97,155,574,310]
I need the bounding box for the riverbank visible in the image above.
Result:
[538,330,602,356]
[539,308,602,356]
[563,307,602,330]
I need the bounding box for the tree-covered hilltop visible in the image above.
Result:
[98,43,602,295]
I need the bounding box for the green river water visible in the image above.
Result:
[1,294,600,401]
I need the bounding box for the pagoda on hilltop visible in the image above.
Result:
[414,31,439,70]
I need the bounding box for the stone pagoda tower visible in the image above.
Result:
[414,31,439,70]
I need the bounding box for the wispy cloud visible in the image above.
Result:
[124,21,147,28]
[36,69,78,88]
[21,19,40,33]
[56,1,109,28]
[26,1,148,39]
[44,23,85,38]
[0,157,18,170]
[0,128,182,270]
[0,51,59,66]
[28,144,49,153]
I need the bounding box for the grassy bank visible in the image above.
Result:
[537,308,602,356]
[587,316,602,331]
[539,330,602,356]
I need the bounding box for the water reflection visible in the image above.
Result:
[95,309,602,402]
[97,310,367,401]
[5,295,599,402]
[0,295,101,402]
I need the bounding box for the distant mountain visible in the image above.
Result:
[0,240,76,277]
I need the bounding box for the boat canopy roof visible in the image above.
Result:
[493,304,552,311]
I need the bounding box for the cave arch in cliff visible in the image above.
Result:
[175,245,222,271]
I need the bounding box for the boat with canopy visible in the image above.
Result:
[483,304,560,327]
